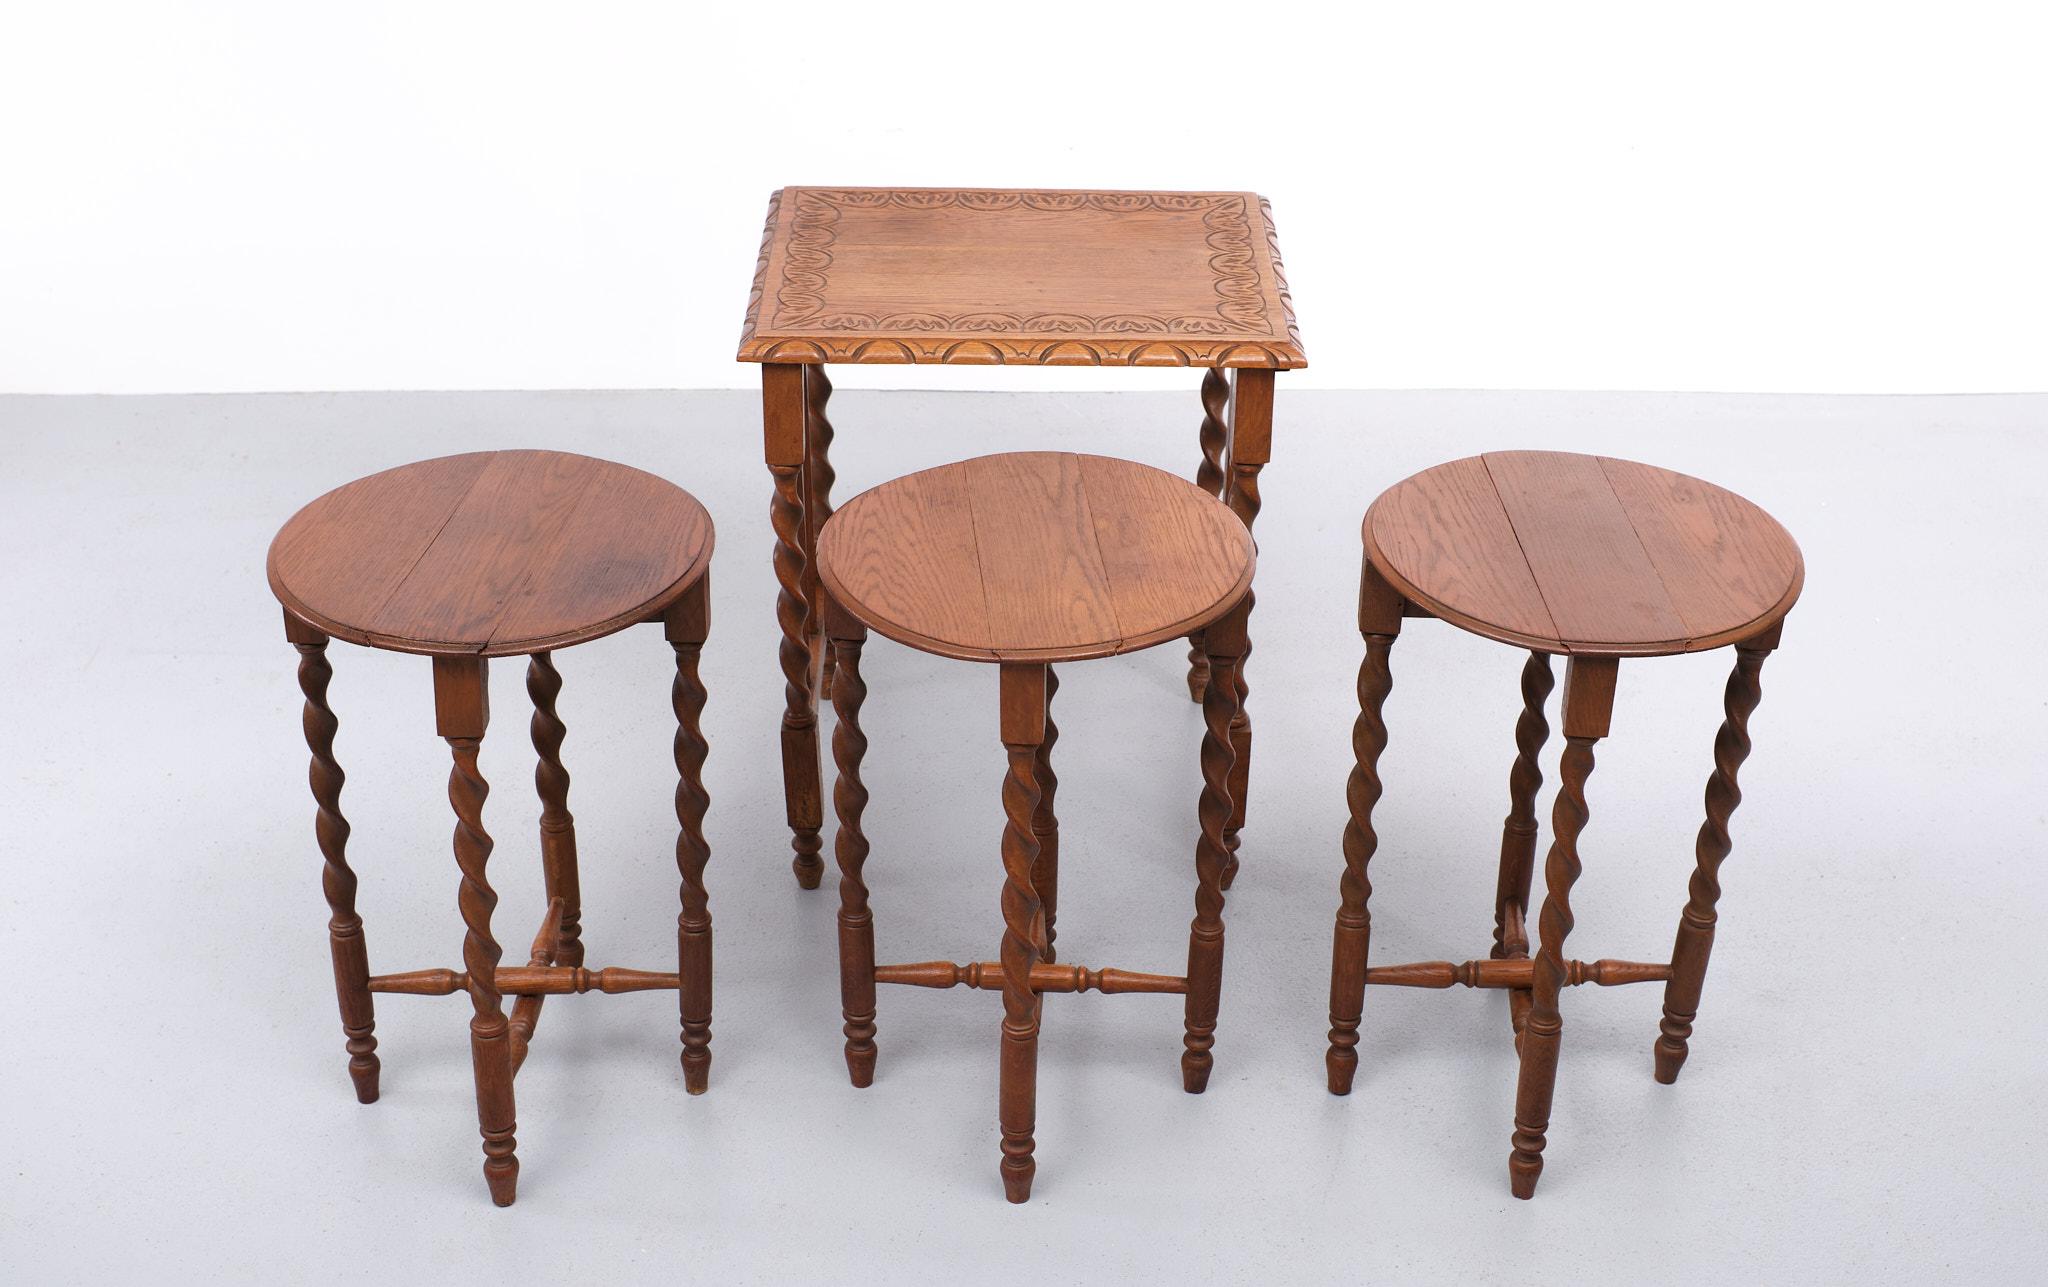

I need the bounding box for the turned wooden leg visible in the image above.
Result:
[1510,656,1617,1200]
[286,614,380,1104]
[826,598,877,1087]
[806,366,840,702]
[668,578,714,1094]
[1219,369,1273,888]
[526,652,584,969]
[1032,668,1061,964]
[1326,560,1404,1095]
[434,656,518,1207]
[997,663,1049,1202]
[1184,598,1247,1094]
[1186,367,1230,702]
[1656,628,1777,1084]
[1494,652,1554,961]
[764,363,824,889]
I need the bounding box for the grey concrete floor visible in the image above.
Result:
[2,389,2043,1284]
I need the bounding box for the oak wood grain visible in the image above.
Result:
[1599,456,1805,651]
[816,451,1253,663]
[969,453,1120,652]
[1364,452,1802,656]
[269,453,494,639]
[738,189,1304,368]
[270,451,713,658]
[1485,452,1687,652]
[1366,455,1559,647]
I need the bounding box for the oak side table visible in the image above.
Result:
[737,187,1305,891]
[1323,451,1803,1198]
[814,451,1255,1201]
[268,450,717,1206]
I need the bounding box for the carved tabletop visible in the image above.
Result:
[738,188,1304,368]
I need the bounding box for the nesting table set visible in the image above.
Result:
[265,188,1803,1207]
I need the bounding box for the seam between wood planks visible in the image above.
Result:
[960,462,1002,662]
[367,466,492,652]
[1476,453,1567,652]
[1067,458,1130,660]
[478,466,607,652]
[1594,454,1696,652]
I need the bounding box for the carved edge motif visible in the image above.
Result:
[737,335,1305,367]
[1257,195,1307,365]
[735,190,1306,368]
[735,188,783,354]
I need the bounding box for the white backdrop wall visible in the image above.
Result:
[3,0,2043,396]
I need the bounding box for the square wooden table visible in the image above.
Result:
[738,187,1305,891]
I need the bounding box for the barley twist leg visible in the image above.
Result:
[1031,668,1060,964]
[770,459,823,888]
[527,652,583,968]
[1219,464,1261,888]
[829,630,877,1086]
[1186,367,1230,700]
[1183,611,1245,1093]
[294,633,380,1103]
[447,725,517,1206]
[1326,633,1394,1095]
[672,633,713,1093]
[1494,652,1554,959]
[1656,643,1770,1083]
[1509,734,1596,1200]
[805,366,839,700]
[997,664,1047,1203]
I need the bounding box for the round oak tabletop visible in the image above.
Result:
[817,451,1254,664]
[269,450,714,657]
[1364,451,1802,657]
